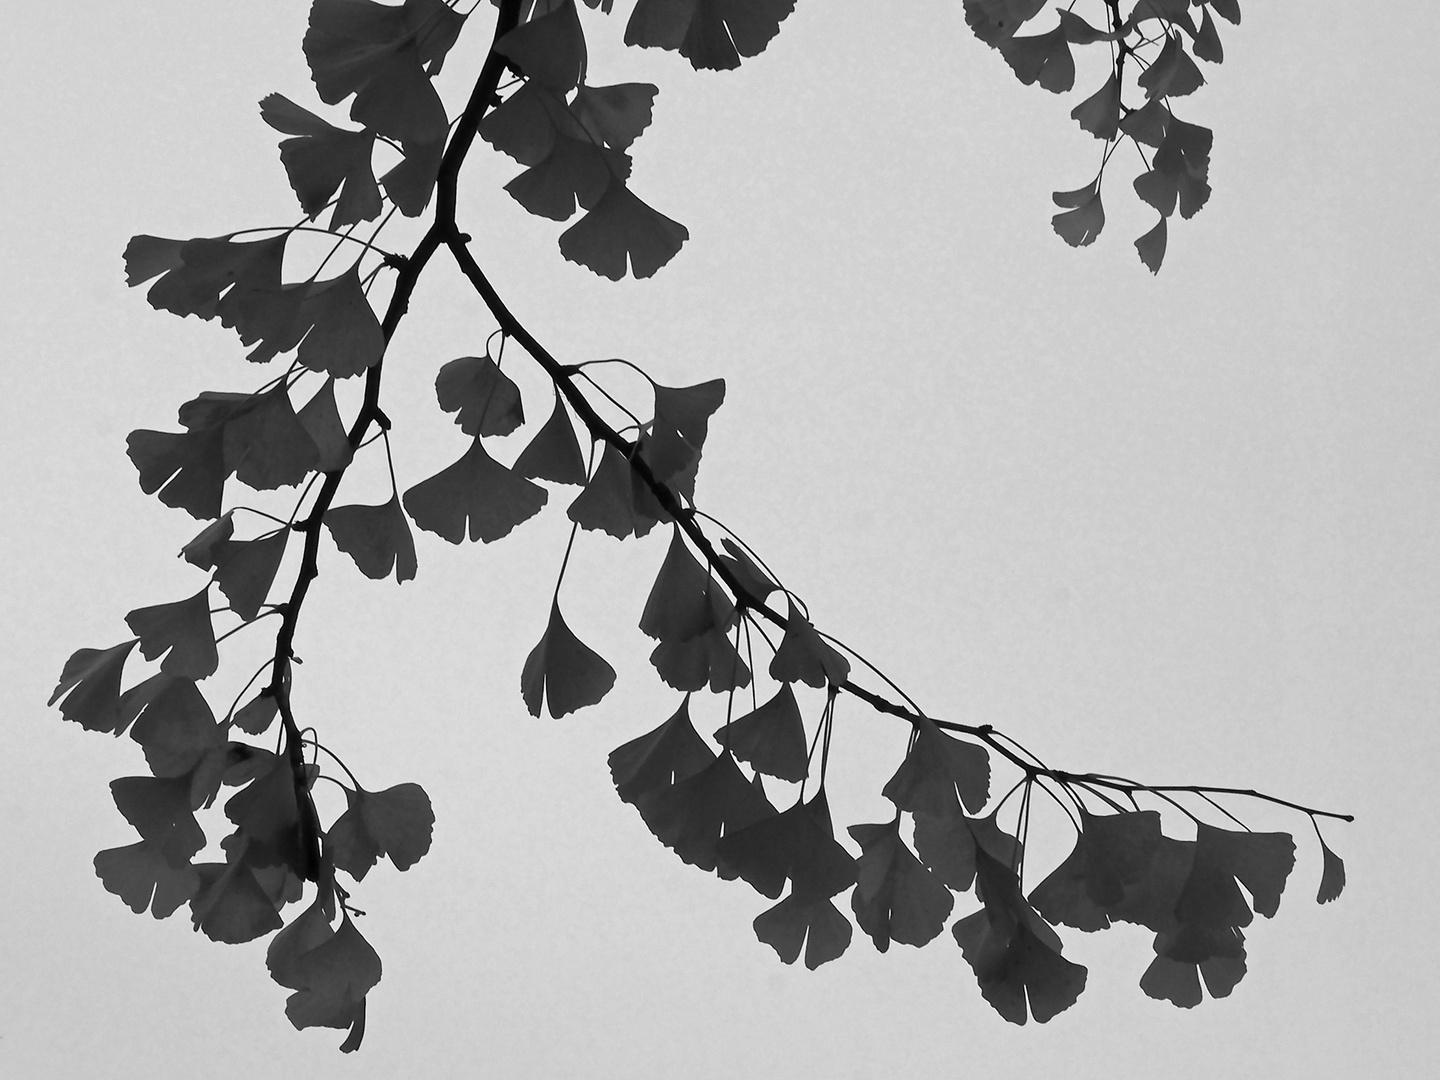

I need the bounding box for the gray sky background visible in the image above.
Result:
[3,2,1437,1077]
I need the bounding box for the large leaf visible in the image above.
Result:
[558,181,687,280]
[625,0,797,71]
[50,639,139,733]
[325,495,418,583]
[520,600,617,717]
[849,817,954,951]
[404,439,548,543]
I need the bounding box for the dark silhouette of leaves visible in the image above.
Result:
[572,83,656,150]
[126,677,225,780]
[714,683,807,782]
[716,538,775,605]
[111,775,207,867]
[94,841,200,918]
[1317,838,1346,904]
[610,697,716,804]
[558,181,687,280]
[912,806,1020,891]
[769,603,850,688]
[567,441,659,539]
[297,378,355,472]
[268,905,382,1052]
[326,495,418,583]
[294,269,386,377]
[1193,7,1224,63]
[1051,178,1105,247]
[632,751,776,875]
[1135,216,1168,274]
[49,639,139,733]
[644,378,724,494]
[180,512,236,569]
[497,0,587,92]
[233,691,280,736]
[882,716,990,817]
[520,599,617,717]
[328,782,435,880]
[1071,72,1120,140]
[1209,0,1242,25]
[435,355,525,437]
[715,790,856,900]
[126,233,286,322]
[1133,118,1212,219]
[999,25,1075,92]
[404,438,548,543]
[1138,33,1205,100]
[513,390,587,484]
[753,892,852,969]
[1029,809,1164,931]
[1057,9,1114,44]
[1120,98,1170,148]
[963,0,1046,47]
[625,0,797,71]
[190,854,286,944]
[1176,823,1295,925]
[225,755,318,879]
[222,387,320,489]
[649,621,750,693]
[849,817,953,951]
[640,527,731,643]
[127,422,228,520]
[261,94,382,229]
[213,530,290,620]
[126,587,218,680]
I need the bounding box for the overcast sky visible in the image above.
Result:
[4,2,1438,1077]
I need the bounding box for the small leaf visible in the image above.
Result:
[571,83,657,150]
[715,684,808,783]
[1070,72,1120,141]
[753,893,852,969]
[213,530,289,621]
[497,0,587,92]
[222,386,320,490]
[1051,180,1105,247]
[234,691,280,736]
[513,391,587,485]
[520,600,617,717]
[882,717,991,817]
[1137,34,1204,100]
[1208,0,1241,25]
[127,425,228,520]
[329,782,435,879]
[999,26,1074,92]
[262,94,382,229]
[278,910,382,1051]
[127,678,224,779]
[125,587,218,679]
[380,138,445,216]
[849,818,954,951]
[1192,6,1224,63]
[404,439,548,544]
[625,0,797,71]
[297,378,355,472]
[435,355,525,437]
[768,604,850,688]
[640,527,730,643]
[609,697,716,804]
[566,441,658,539]
[717,538,776,605]
[180,513,235,569]
[714,790,857,901]
[632,752,776,874]
[962,0,1047,46]
[558,181,688,280]
[94,841,200,918]
[1119,99,1170,147]
[191,858,285,943]
[50,640,139,733]
[111,775,206,867]
[1058,9,1114,43]
[1317,839,1346,904]
[326,495,418,583]
[296,269,386,378]
[1135,216,1168,274]
[645,379,725,493]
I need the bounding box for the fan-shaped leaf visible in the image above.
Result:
[753,893,852,969]
[769,604,850,688]
[1135,216,1168,273]
[609,697,716,804]
[325,495,417,583]
[262,94,382,228]
[715,684,807,782]
[625,0,796,71]
[632,752,776,874]
[849,817,953,951]
[94,841,200,918]
[497,0,587,92]
[1051,180,1105,247]
[50,639,139,733]
[1317,839,1345,904]
[1138,34,1204,100]
[572,83,657,150]
[435,355,525,437]
[297,378,355,473]
[329,782,434,879]
[125,587,218,679]
[404,438,548,544]
[520,600,617,717]
[213,530,289,620]
[999,26,1074,92]
[111,775,206,867]
[1071,72,1120,140]
[567,440,659,538]
[558,181,687,280]
[513,391,587,484]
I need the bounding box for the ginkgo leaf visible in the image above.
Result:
[49,639,139,733]
[999,25,1074,92]
[882,717,990,817]
[714,684,808,782]
[506,132,630,222]
[962,0,1047,46]
[226,754,320,880]
[1135,216,1168,274]
[912,807,1020,891]
[1057,8,1114,43]
[1051,179,1105,247]
[640,527,729,642]
[1070,72,1120,140]
[222,386,320,490]
[125,587,218,679]
[1209,0,1241,25]
[261,94,382,228]
[1192,6,1224,63]
[1139,947,1245,1008]
[127,677,224,779]
[233,691,280,736]
[497,0,587,92]
[649,624,750,693]
[110,775,206,867]
[1175,823,1295,926]
[127,423,228,520]
[1138,34,1205,100]
[190,857,286,944]
[298,378,355,472]
[479,82,561,166]
[753,893,852,970]
[558,180,687,280]
[326,495,418,583]
[273,909,382,1051]
[849,818,953,951]
[1119,98,1170,147]
[513,391,587,484]
[126,233,287,322]
[633,752,776,874]
[328,782,435,879]
[295,269,386,378]
[213,530,289,620]
[645,378,725,492]
[1028,809,1163,930]
[94,841,201,918]
[567,441,658,539]
[180,512,235,569]
[304,0,461,147]
[715,790,856,901]
[609,697,716,804]
[625,0,796,71]
[435,355,525,437]
[716,538,775,605]
[380,138,445,216]
[571,83,657,150]
[1135,118,1212,220]
[1317,839,1345,904]
[769,605,850,688]
[520,600,617,717]
[404,438,548,544]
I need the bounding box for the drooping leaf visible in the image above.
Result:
[94,841,200,918]
[49,639,139,733]
[632,751,776,874]
[225,755,319,880]
[434,355,525,437]
[714,683,808,782]
[716,538,776,605]
[963,0,1047,46]
[882,716,990,817]
[644,379,725,493]
[1175,823,1296,926]
[571,83,657,151]
[1208,0,1241,26]
[1138,33,1205,100]
[558,180,687,280]
[127,423,228,520]
[126,233,287,322]
[380,138,446,216]
[233,691,280,736]
[212,530,290,621]
[180,513,236,569]
[261,94,382,228]
[520,600,617,717]
[1133,118,1212,220]
[125,587,218,680]
[567,440,659,539]
[1028,809,1164,931]
[999,25,1074,92]
[912,807,1020,891]
[272,908,382,1052]
[849,817,954,951]
[190,855,286,944]
[1191,6,1224,63]
[609,697,716,805]
[1070,72,1120,140]
[127,677,225,779]
[768,604,850,688]
[1119,98,1170,147]
[325,495,418,583]
[297,377,355,472]
[714,790,857,901]
[1051,179,1105,247]
[1057,8,1114,43]
[1135,216,1168,274]
[497,0,587,92]
[1139,942,1246,1008]
[513,390,587,485]
[753,893,852,969]
[649,624,750,693]
[220,386,320,490]
[640,527,730,643]
[625,0,797,71]
[111,775,207,867]
[1317,839,1346,904]
[328,782,435,879]
[295,269,386,378]
[404,438,548,543]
